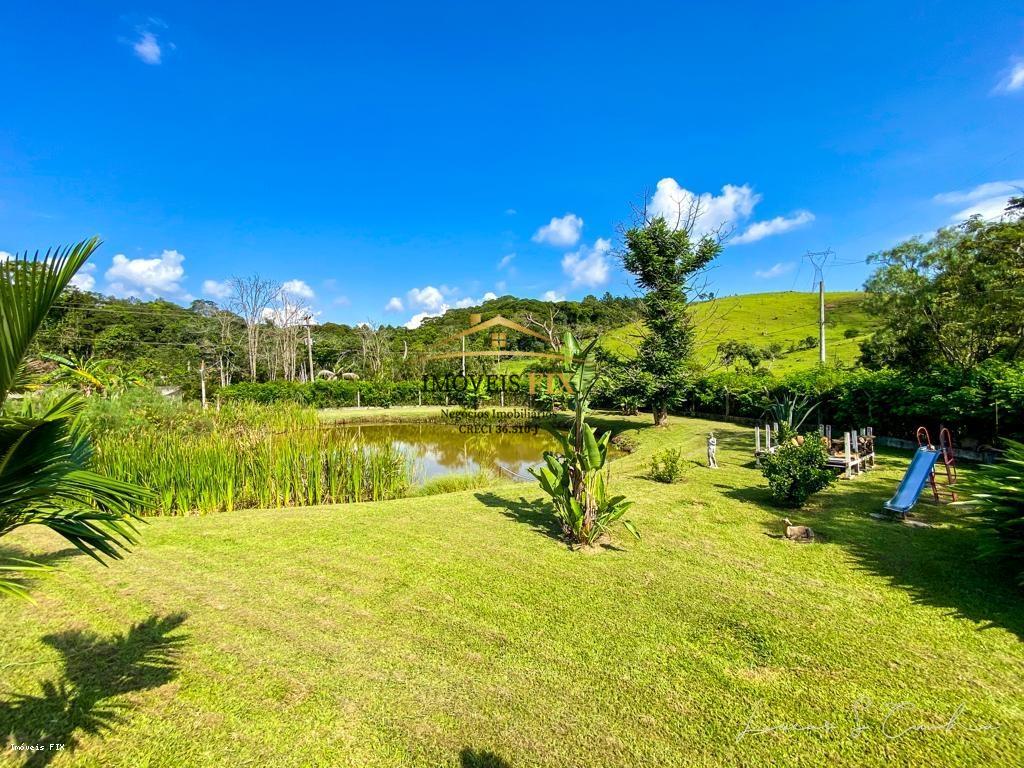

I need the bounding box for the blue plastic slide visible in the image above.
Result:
[884,447,940,515]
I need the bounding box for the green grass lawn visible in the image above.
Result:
[2,415,1022,767]
[604,291,880,372]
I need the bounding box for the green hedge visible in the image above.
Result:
[220,380,424,408]
[219,378,537,409]
[222,362,1024,442]
[596,361,1024,443]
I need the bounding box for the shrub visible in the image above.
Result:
[649,448,688,483]
[760,440,835,507]
[844,328,860,339]
[956,439,1024,586]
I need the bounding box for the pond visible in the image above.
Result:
[332,422,561,482]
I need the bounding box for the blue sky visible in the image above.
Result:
[1,2,1022,327]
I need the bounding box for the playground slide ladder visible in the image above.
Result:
[916,426,957,503]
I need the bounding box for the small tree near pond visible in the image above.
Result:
[620,210,722,426]
[530,332,638,546]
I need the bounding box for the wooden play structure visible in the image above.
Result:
[753,422,780,465]
[755,423,876,479]
[822,425,876,478]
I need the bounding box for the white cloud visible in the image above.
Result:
[934,180,1024,204]
[262,297,316,327]
[533,213,584,247]
[935,179,1023,221]
[106,249,187,298]
[497,253,516,269]
[385,296,404,312]
[401,286,497,328]
[754,262,795,279]
[562,238,612,287]
[407,285,446,312]
[648,177,815,245]
[995,61,1024,93]
[542,290,565,302]
[69,263,97,291]
[733,211,815,245]
[505,208,517,216]
[202,279,232,300]
[454,291,499,309]
[401,285,450,328]
[404,311,439,330]
[282,279,315,300]
[649,178,761,238]
[0,251,12,263]
[132,31,162,65]
[332,295,350,307]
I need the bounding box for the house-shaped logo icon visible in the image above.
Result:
[422,313,563,363]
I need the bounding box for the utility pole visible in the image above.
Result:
[303,315,314,382]
[199,360,208,409]
[818,279,826,364]
[805,249,835,366]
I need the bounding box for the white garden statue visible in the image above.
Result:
[707,432,719,469]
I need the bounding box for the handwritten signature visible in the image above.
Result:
[736,701,998,742]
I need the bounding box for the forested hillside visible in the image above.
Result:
[31,290,644,396]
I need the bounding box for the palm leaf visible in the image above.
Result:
[1,238,149,600]
[0,238,100,406]
[0,557,53,600]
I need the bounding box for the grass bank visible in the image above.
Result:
[2,415,1022,767]
[318,405,453,424]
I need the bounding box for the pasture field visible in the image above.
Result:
[603,291,879,372]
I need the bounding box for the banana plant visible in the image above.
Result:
[43,352,115,395]
[530,331,638,545]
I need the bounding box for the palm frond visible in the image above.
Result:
[0,237,101,407]
[0,557,52,600]
[0,237,149,601]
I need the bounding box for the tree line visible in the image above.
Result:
[32,283,642,397]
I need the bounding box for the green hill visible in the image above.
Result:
[603,291,878,373]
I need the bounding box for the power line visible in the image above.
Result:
[804,249,835,290]
[36,336,211,348]
[51,303,225,318]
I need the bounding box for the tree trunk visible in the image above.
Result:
[653,404,669,426]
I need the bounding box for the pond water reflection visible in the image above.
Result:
[334,422,560,482]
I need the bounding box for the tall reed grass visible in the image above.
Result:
[89,393,410,515]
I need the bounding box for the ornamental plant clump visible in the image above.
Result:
[955,439,1024,586]
[530,332,638,546]
[649,448,688,484]
[760,439,835,508]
